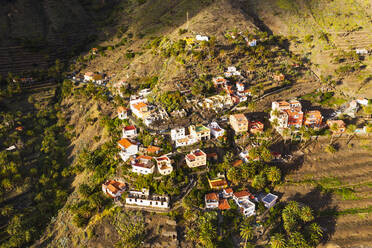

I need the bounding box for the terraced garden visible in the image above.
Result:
[278,136,372,247]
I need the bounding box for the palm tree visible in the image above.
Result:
[240,222,254,248]
[307,222,323,245]
[299,205,314,222]
[267,166,281,186]
[270,233,286,248]
[346,124,356,143]
[282,128,291,144]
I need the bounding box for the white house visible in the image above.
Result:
[125,188,169,209]
[261,193,278,208]
[175,135,198,147]
[356,48,368,55]
[117,106,128,120]
[171,127,186,141]
[208,121,225,138]
[139,88,151,97]
[205,192,219,209]
[196,35,209,41]
[156,156,173,176]
[122,125,137,139]
[222,188,234,198]
[233,191,256,217]
[118,138,138,162]
[225,66,241,77]
[246,39,257,47]
[356,98,369,106]
[130,97,150,120]
[131,155,155,175]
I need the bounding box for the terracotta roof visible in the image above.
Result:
[218,199,231,210]
[124,125,136,131]
[232,160,243,167]
[147,146,161,154]
[137,155,153,161]
[186,154,196,161]
[118,138,133,149]
[156,156,169,162]
[234,191,251,198]
[132,162,154,169]
[210,179,228,188]
[117,106,127,113]
[224,188,233,194]
[205,193,218,201]
[232,114,248,123]
[207,153,218,158]
[103,180,126,195]
[133,102,147,111]
[193,150,205,156]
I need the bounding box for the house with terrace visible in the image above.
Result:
[230,114,249,133]
[208,122,225,138]
[249,121,264,134]
[327,120,346,134]
[185,149,207,168]
[270,100,303,132]
[125,188,169,209]
[156,156,173,176]
[233,191,256,217]
[102,180,126,199]
[304,110,323,128]
[131,155,155,175]
[189,124,210,141]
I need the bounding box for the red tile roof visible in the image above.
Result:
[205,192,219,201]
[118,138,133,149]
[218,199,231,210]
[124,125,136,131]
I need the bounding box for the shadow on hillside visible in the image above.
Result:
[287,187,338,244]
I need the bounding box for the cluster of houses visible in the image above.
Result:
[269,99,323,133]
[212,67,252,105]
[170,122,225,148]
[229,114,264,134]
[205,187,278,217]
[102,180,169,209]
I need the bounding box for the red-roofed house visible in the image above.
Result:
[205,193,219,209]
[304,110,323,128]
[208,178,228,190]
[102,180,126,198]
[249,121,264,134]
[131,155,155,175]
[118,138,138,161]
[122,125,137,138]
[156,156,173,175]
[186,149,206,168]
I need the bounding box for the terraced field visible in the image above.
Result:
[278,136,372,247]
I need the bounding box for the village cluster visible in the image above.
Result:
[100,88,370,214]
[70,34,372,215]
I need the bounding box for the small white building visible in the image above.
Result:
[186,149,207,168]
[139,88,151,97]
[171,127,186,141]
[356,48,368,55]
[130,97,150,120]
[208,121,225,138]
[196,35,209,41]
[117,106,128,120]
[356,98,369,106]
[261,193,278,208]
[205,192,219,209]
[156,156,173,176]
[125,188,169,209]
[222,188,234,198]
[122,125,137,139]
[131,155,155,175]
[225,66,241,77]
[175,135,198,147]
